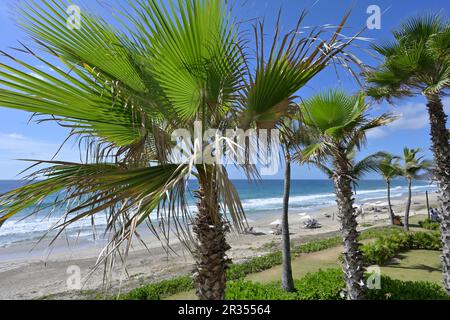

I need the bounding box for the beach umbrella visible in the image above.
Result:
[270,219,282,225]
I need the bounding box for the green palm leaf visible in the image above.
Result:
[0,161,189,242]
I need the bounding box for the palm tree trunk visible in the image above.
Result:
[281,154,295,292]
[387,179,394,225]
[333,149,366,300]
[426,94,450,294]
[193,168,231,300]
[404,178,412,231]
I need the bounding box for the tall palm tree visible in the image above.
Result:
[366,13,450,292]
[377,153,403,225]
[299,90,394,300]
[401,148,432,231]
[278,118,310,292]
[0,0,356,299]
[281,148,295,292]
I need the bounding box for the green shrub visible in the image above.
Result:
[225,281,297,300]
[367,276,449,300]
[292,237,341,256]
[118,275,193,300]
[362,231,441,265]
[294,269,344,300]
[227,252,282,280]
[418,219,440,231]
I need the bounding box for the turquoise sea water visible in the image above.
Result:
[0,179,436,246]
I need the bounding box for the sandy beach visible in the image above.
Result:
[0,190,439,300]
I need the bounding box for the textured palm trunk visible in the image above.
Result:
[281,155,295,292]
[386,179,395,225]
[426,94,450,294]
[333,149,366,300]
[193,170,231,300]
[404,178,412,231]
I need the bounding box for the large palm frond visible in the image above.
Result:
[242,10,361,128]
[18,0,149,94]
[125,0,245,122]
[366,13,450,98]
[352,151,388,179]
[0,161,190,247]
[0,51,148,146]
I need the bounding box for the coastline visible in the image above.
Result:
[0,190,439,300]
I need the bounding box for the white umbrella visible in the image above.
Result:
[299,215,312,220]
[269,219,282,225]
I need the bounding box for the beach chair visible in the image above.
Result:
[303,218,322,229]
[271,224,282,235]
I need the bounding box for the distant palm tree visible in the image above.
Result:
[401,148,432,231]
[278,118,311,292]
[366,13,450,292]
[300,90,394,300]
[281,146,295,292]
[377,153,403,225]
[0,0,356,299]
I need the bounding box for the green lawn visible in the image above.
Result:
[163,217,444,300]
[166,247,442,300]
[381,250,442,284]
[247,246,341,283]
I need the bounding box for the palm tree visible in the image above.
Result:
[400,148,432,231]
[377,153,403,225]
[281,148,295,292]
[366,13,450,292]
[278,118,310,292]
[0,0,356,299]
[300,90,394,300]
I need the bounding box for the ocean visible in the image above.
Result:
[0,179,437,247]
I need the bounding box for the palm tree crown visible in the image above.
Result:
[378,153,403,181]
[366,13,450,98]
[301,90,393,161]
[401,148,432,180]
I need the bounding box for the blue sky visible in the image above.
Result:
[0,0,449,180]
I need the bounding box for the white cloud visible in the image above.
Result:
[368,97,450,139]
